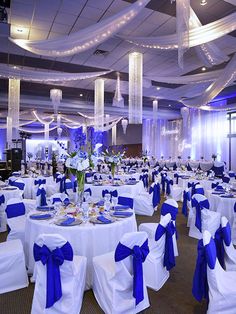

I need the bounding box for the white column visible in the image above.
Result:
[94,78,104,131]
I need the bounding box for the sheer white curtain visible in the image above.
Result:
[189,109,228,162]
[143,111,228,163]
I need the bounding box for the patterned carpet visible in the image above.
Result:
[0,198,207,314]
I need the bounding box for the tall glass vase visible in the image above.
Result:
[111,163,115,184]
[76,171,85,207]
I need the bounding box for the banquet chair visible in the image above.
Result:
[139,173,149,190]
[0,239,28,294]
[217,216,236,271]
[228,171,236,180]
[5,198,26,246]
[0,194,6,232]
[31,234,87,314]
[212,161,225,177]
[12,178,25,197]
[93,231,150,314]
[194,184,205,195]
[50,193,69,205]
[8,175,17,185]
[142,214,174,291]
[203,231,236,313]
[64,178,75,201]
[56,174,66,193]
[133,182,160,216]
[165,176,183,201]
[189,194,220,240]
[182,188,191,218]
[36,185,47,207]
[139,199,178,257]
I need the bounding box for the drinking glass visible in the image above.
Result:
[82,202,89,221]
[104,200,111,213]
[112,197,118,209]
[104,193,111,202]
[84,191,90,202]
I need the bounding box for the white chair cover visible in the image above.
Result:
[93,231,150,314]
[64,179,75,201]
[6,198,26,246]
[0,239,28,293]
[142,214,171,291]
[165,176,183,202]
[133,182,157,216]
[221,216,236,271]
[189,194,220,240]
[31,233,87,314]
[203,231,236,314]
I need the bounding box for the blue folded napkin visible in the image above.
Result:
[30,214,52,220]
[97,216,112,224]
[37,206,54,211]
[96,200,104,206]
[60,217,75,226]
[114,205,129,210]
[220,194,234,198]
[212,192,225,195]
[113,211,133,217]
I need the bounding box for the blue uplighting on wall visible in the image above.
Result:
[0,129,6,160]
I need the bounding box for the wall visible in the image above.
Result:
[108,122,142,146]
[0,129,6,161]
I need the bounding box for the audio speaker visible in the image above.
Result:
[7,148,22,172]
[0,0,11,8]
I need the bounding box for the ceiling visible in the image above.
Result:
[0,0,236,117]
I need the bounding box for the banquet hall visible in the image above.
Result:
[0,0,236,313]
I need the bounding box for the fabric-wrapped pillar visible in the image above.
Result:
[94,78,104,131]
[129,52,143,124]
[8,78,20,140]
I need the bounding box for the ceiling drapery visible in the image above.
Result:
[120,12,236,50]
[181,53,236,109]
[9,0,150,57]
[0,64,110,82]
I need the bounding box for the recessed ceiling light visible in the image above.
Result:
[79,93,83,97]
[168,104,171,107]
[156,86,161,90]
[16,28,23,33]
[200,0,207,6]
[201,67,206,71]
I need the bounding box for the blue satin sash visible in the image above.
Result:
[114,239,149,305]
[155,222,176,270]
[33,241,73,308]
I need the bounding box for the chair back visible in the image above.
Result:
[50,193,64,204]
[161,199,178,221]
[36,185,47,207]
[194,184,204,195]
[191,194,209,232]
[33,234,74,309]
[149,182,160,207]
[6,198,25,218]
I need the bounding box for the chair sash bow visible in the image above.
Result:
[149,184,160,207]
[182,190,190,217]
[34,178,46,186]
[165,179,173,195]
[192,198,209,232]
[155,222,176,270]
[114,239,149,305]
[36,187,47,206]
[0,194,5,206]
[33,242,73,308]
[102,189,118,198]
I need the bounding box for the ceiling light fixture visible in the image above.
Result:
[156,86,161,90]
[79,93,83,97]
[16,28,23,33]
[201,66,206,71]
[200,0,207,6]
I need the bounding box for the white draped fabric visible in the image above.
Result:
[0,64,110,82]
[176,0,190,68]
[143,110,228,162]
[120,12,236,49]
[182,54,236,109]
[10,0,150,57]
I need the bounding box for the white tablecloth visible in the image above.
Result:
[0,187,21,202]
[84,181,144,199]
[25,212,137,288]
[20,176,55,199]
[178,178,220,191]
[206,190,236,227]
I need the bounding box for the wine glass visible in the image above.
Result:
[84,191,90,202]
[104,200,111,213]
[112,197,118,209]
[104,193,111,202]
[82,202,89,222]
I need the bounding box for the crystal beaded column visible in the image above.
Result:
[129,52,143,124]
[94,78,104,131]
[6,117,12,149]
[152,100,158,156]
[50,89,62,115]
[8,78,20,140]
[112,72,124,108]
[112,124,117,146]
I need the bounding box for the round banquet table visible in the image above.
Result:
[0,186,21,202]
[84,181,144,199]
[20,175,56,199]
[25,211,137,289]
[206,190,236,228]
[178,177,221,191]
